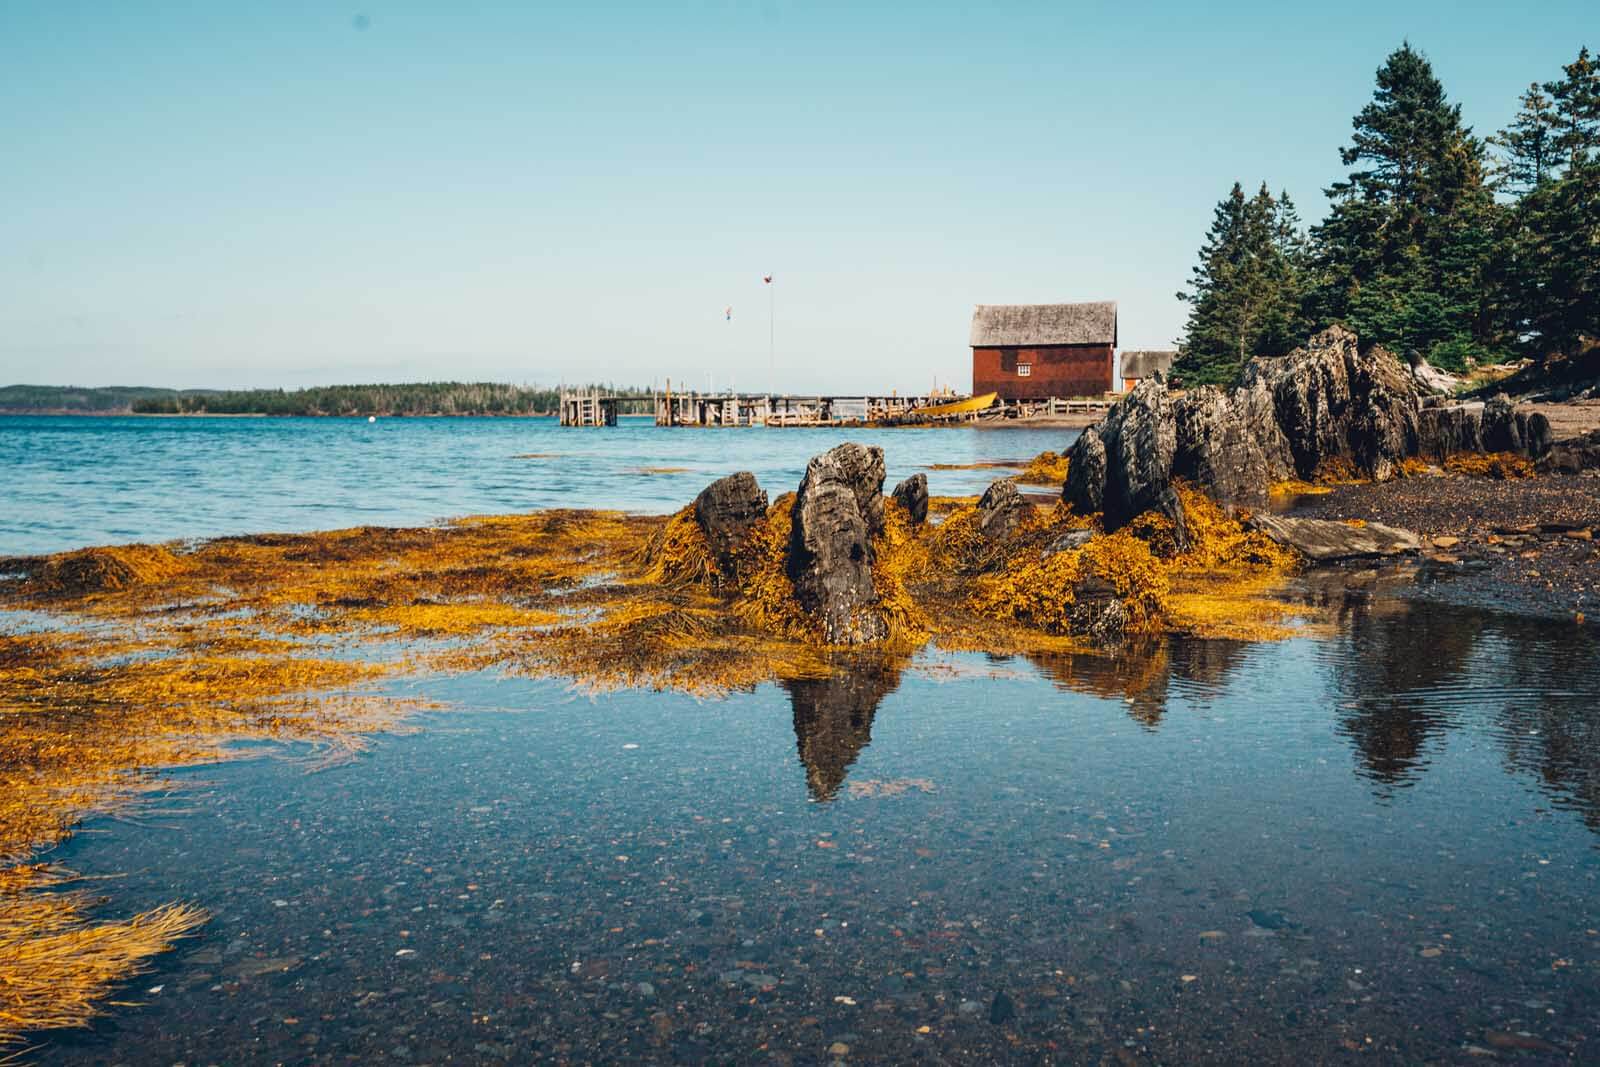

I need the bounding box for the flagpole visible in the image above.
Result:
[768,275,775,396]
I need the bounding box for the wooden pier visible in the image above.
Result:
[558,387,1118,428]
[558,388,618,427]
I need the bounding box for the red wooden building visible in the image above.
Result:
[969,301,1117,400]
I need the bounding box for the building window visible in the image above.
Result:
[1017,363,1032,377]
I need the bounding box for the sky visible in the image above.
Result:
[0,1,1593,394]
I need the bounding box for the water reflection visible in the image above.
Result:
[782,594,1600,833]
[784,654,906,801]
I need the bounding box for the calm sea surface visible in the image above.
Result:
[4,415,1599,1063]
[0,415,1071,557]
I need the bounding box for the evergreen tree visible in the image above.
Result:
[1496,46,1600,360]
[1491,83,1558,194]
[1306,43,1503,371]
[1173,182,1307,385]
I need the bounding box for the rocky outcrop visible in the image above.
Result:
[1247,514,1421,562]
[977,479,1028,541]
[891,473,929,524]
[692,472,768,584]
[788,443,889,644]
[1064,326,1553,528]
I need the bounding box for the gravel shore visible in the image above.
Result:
[1287,471,1600,621]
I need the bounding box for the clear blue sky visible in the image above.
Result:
[1,1,1591,393]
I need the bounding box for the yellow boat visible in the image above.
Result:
[912,392,997,419]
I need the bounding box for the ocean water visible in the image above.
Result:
[0,415,1072,557]
[32,608,1600,1064]
[5,414,1600,1062]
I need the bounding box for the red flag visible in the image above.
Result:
[762,274,773,284]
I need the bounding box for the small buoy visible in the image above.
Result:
[368,415,376,423]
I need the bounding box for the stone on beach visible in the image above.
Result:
[788,443,890,644]
[1247,514,1421,562]
[692,472,769,584]
[1538,428,1600,474]
[891,473,929,524]
[976,479,1028,541]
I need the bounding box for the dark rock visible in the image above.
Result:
[1170,382,1294,507]
[1066,559,1132,643]
[1043,529,1096,555]
[1061,425,1106,513]
[788,443,889,644]
[1481,394,1523,453]
[1066,378,1176,528]
[890,473,929,524]
[1416,403,1485,459]
[988,990,1016,1025]
[1525,412,1553,459]
[1064,326,1550,529]
[1247,513,1421,562]
[977,479,1028,541]
[1152,487,1190,555]
[1538,429,1600,474]
[692,472,768,584]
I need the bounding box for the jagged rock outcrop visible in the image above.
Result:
[1064,326,1552,528]
[891,473,929,524]
[1247,514,1421,562]
[788,443,889,644]
[977,479,1028,541]
[692,472,768,584]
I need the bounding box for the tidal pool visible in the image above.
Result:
[34,595,1600,1064]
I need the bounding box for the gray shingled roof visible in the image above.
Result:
[1120,350,1176,380]
[969,302,1117,347]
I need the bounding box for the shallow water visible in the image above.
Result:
[0,415,1071,556]
[31,598,1600,1064]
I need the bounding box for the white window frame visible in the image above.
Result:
[1017,363,1032,377]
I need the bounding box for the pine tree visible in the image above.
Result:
[1306,43,1503,371]
[1494,47,1600,361]
[1492,83,1558,194]
[1174,183,1307,385]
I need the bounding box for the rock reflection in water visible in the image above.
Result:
[784,654,906,801]
[1326,590,1600,823]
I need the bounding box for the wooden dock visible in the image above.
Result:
[557,388,1118,428]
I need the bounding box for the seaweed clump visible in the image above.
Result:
[1016,450,1070,485]
[1444,451,1535,479]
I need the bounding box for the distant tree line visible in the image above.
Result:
[0,382,661,416]
[1174,43,1599,385]
[125,382,656,416]
[0,385,193,413]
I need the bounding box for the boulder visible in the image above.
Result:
[1065,561,1132,643]
[1538,429,1600,474]
[1064,326,1551,529]
[1246,514,1421,563]
[788,444,889,644]
[1481,395,1524,453]
[692,472,768,583]
[1061,426,1106,513]
[1416,403,1485,459]
[977,479,1029,541]
[891,473,929,524]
